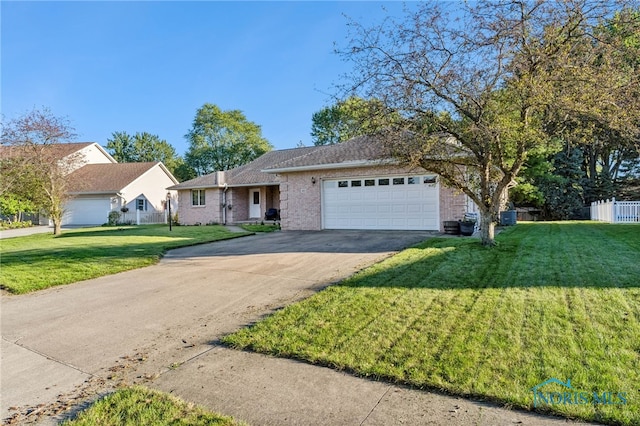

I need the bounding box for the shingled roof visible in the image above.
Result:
[0,142,99,160]
[225,146,323,185]
[169,136,399,190]
[262,135,391,172]
[67,162,174,193]
[169,146,324,190]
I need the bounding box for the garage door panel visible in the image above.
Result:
[406,204,422,213]
[63,198,111,225]
[323,176,439,230]
[392,204,406,214]
[392,191,407,201]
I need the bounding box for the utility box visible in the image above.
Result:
[500,210,517,226]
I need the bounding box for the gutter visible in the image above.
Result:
[262,159,396,174]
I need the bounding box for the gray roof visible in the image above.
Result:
[262,135,390,171]
[169,136,393,190]
[169,146,323,190]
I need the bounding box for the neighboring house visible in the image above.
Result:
[170,136,470,231]
[55,142,117,170]
[0,142,116,169]
[0,142,178,226]
[65,162,179,225]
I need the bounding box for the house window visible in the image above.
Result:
[378,178,390,186]
[423,176,437,184]
[408,177,418,184]
[192,189,206,206]
[393,177,405,185]
[364,179,375,187]
[338,181,349,188]
[136,199,147,211]
[351,180,362,187]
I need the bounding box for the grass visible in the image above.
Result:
[239,223,280,232]
[223,222,640,425]
[0,225,250,294]
[61,386,241,426]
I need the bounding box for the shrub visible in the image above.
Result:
[0,220,33,230]
[108,211,121,226]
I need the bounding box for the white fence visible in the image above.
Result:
[119,210,167,225]
[591,198,640,223]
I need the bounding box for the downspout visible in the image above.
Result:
[223,183,228,225]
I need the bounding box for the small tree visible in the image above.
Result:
[1,107,79,235]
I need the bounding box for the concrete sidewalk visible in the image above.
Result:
[152,346,589,426]
[0,225,94,239]
[1,231,594,425]
[0,226,53,239]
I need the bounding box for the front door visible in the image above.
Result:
[249,189,261,218]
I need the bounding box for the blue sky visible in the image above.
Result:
[2,1,411,156]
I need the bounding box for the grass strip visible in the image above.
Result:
[61,386,241,426]
[0,225,250,294]
[239,224,280,232]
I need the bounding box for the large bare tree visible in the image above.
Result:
[1,108,79,235]
[340,0,637,245]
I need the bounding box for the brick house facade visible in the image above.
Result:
[170,137,473,231]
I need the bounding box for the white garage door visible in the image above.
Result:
[63,198,112,225]
[323,175,439,230]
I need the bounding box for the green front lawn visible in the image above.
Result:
[62,386,240,426]
[239,224,280,233]
[223,222,640,425]
[0,225,250,294]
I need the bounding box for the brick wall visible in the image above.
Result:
[438,185,468,231]
[227,188,248,222]
[177,188,223,225]
[278,171,322,230]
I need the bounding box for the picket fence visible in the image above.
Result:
[591,198,640,223]
[119,210,167,225]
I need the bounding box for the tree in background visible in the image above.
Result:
[185,104,272,176]
[543,7,640,204]
[339,0,636,245]
[0,107,79,235]
[310,97,398,145]
[539,147,586,220]
[105,131,194,181]
[511,7,640,212]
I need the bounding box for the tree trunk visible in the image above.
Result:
[52,216,62,235]
[479,211,496,246]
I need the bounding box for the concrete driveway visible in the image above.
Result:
[1,231,430,422]
[1,230,587,425]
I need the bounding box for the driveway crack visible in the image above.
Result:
[359,385,392,425]
[2,336,93,377]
